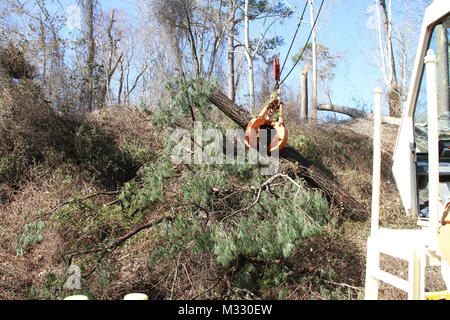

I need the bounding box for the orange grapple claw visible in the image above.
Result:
[244,98,288,153]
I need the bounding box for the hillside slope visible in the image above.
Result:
[0,78,446,300]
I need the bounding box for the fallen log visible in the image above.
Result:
[208,89,369,222]
[318,104,367,118]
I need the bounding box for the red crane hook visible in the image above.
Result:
[273,58,280,83]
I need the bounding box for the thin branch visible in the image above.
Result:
[191,278,221,300]
[67,215,174,269]
[30,190,120,223]
[220,186,261,221]
[323,279,362,291]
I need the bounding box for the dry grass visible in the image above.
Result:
[0,75,162,299]
[0,171,84,299]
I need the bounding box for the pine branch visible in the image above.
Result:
[67,215,174,273]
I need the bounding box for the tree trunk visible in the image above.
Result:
[379,0,399,117]
[246,56,255,109]
[244,0,255,109]
[105,9,122,106]
[208,89,369,222]
[184,4,201,78]
[301,65,308,120]
[227,17,236,102]
[379,0,397,84]
[309,0,318,121]
[118,61,124,105]
[173,36,185,78]
[86,0,95,113]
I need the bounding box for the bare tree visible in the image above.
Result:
[241,0,291,108]
[227,0,238,102]
[393,26,412,106]
[102,9,123,105]
[292,42,342,119]
[81,0,96,112]
[375,0,400,116]
[152,0,231,80]
[3,0,76,111]
[394,0,433,108]
[308,0,318,121]
[243,0,255,108]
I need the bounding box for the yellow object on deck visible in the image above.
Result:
[424,290,450,300]
[63,295,89,300]
[123,293,149,300]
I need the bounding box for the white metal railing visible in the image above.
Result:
[364,49,443,300]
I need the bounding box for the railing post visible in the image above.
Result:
[371,88,383,235]
[424,49,440,245]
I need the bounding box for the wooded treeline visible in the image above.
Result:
[0,0,431,119]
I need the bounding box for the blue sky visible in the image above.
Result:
[49,0,428,116]
[272,0,425,116]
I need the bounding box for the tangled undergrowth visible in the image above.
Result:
[2,75,441,301]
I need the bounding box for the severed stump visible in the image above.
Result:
[209,89,369,222]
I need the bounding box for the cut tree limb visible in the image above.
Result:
[318,104,367,119]
[208,89,369,222]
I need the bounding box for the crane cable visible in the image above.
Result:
[279,0,309,78]
[276,0,325,88]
